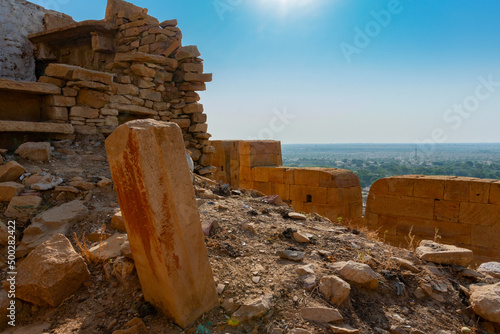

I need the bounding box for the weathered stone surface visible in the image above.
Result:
[131,64,156,77]
[18,200,88,257]
[330,261,379,290]
[0,121,74,134]
[45,63,81,80]
[391,257,420,273]
[0,161,26,182]
[277,250,305,262]
[175,46,201,60]
[416,240,473,266]
[108,103,156,116]
[105,119,218,328]
[77,89,109,109]
[232,295,271,322]
[300,307,343,323]
[15,142,51,162]
[0,182,24,201]
[114,52,178,69]
[319,275,351,305]
[0,78,60,95]
[160,19,177,28]
[3,234,90,307]
[4,195,42,222]
[184,73,212,82]
[89,233,128,261]
[70,106,99,118]
[72,68,114,85]
[470,283,500,324]
[478,262,500,279]
[293,231,310,243]
[111,211,126,231]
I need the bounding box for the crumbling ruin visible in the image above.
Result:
[0,0,215,177]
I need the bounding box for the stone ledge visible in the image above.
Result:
[28,20,115,44]
[0,79,61,95]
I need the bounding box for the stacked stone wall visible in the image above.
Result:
[365,175,500,261]
[212,140,363,221]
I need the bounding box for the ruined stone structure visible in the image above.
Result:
[0,0,215,176]
[212,140,363,221]
[106,120,218,328]
[365,175,500,262]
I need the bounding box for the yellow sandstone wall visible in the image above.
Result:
[365,175,500,262]
[212,140,363,221]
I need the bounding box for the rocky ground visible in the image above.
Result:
[0,135,500,334]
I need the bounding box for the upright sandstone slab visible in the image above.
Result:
[105,120,218,328]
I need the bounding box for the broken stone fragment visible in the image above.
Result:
[470,283,500,324]
[18,200,88,257]
[4,195,42,222]
[277,250,305,262]
[0,182,24,201]
[319,275,351,305]
[4,234,90,307]
[293,231,310,243]
[300,307,343,323]
[416,240,473,266]
[391,257,419,273]
[0,161,26,182]
[15,142,51,162]
[111,211,126,231]
[89,233,128,261]
[175,45,201,60]
[477,262,500,279]
[30,174,63,191]
[330,261,379,290]
[232,295,272,322]
[160,19,177,28]
[288,212,307,220]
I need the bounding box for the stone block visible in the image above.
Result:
[490,182,500,205]
[77,89,109,109]
[72,68,114,85]
[395,216,471,245]
[434,200,460,222]
[15,142,51,162]
[184,73,212,82]
[0,162,26,182]
[182,63,203,73]
[252,167,269,183]
[290,185,327,204]
[469,180,491,203]
[70,106,99,119]
[459,202,500,226]
[105,120,218,328]
[131,64,156,77]
[44,106,68,121]
[413,177,445,199]
[175,45,201,60]
[4,234,89,307]
[45,63,81,80]
[444,178,470,202]
[46,95,76,107]
[471,225,500,250]
[0,182,24,202]
[367,195,435,219]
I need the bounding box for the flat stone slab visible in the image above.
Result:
[0,78,60,95]
[416,240,473,266]
[0,121,74,134]
[28,20,114,44]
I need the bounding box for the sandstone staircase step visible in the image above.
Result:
[0,121,74,134]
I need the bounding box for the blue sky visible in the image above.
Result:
[31,0,500,144]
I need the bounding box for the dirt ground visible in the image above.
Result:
[0,135,498,334]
